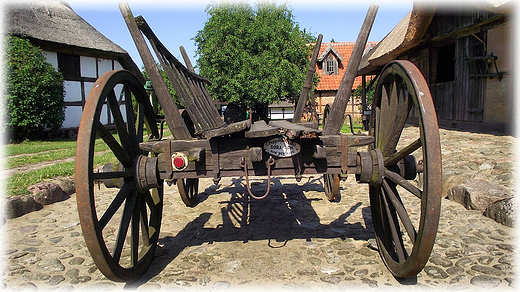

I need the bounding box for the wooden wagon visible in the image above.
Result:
[75,2,442,282]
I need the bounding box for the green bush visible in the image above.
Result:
[5,35,65,142]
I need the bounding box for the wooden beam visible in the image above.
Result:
[293,34,323,123]
[323,3,378,135]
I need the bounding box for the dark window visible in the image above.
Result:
[435,43,455,83]
[58,53,81,79]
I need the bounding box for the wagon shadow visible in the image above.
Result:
[126,176,376,288]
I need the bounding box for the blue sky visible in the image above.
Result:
[69,0,414,69]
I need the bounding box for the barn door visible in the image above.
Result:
[459,32,487,122]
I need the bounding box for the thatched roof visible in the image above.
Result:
[357,0,513,76]
[5,0,126,56]
[357,3,434,76]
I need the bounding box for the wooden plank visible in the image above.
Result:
[202,120,251,139]
[136,15,222,131]
[245,120,281,138]
[163,135,363,179]
[179,45,195,73]
[269,120,321,139]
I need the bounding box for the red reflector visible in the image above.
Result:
[173,156,185,169]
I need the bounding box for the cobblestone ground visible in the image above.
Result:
[1,127,516,291]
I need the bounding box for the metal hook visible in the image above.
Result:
[240,156,275,200]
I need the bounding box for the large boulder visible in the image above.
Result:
[49,176,75,196]
[447,179,512,211]
[447,179,515,226]
[27,182,65,206]
[485,198,516,227]
[4,195,42,219]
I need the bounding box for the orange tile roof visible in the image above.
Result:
[314,42,377,91]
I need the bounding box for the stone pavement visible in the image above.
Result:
[0,127,516,291]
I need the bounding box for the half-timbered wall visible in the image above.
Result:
[43,51,124,129]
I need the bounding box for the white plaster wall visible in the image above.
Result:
[100,104,109,125]
[80,56,97,78]
[114,61,123,71]
[97,58,113,76]
[63,81,82,102]
[270,108,294,120]
[84,82,95,100]
[42,51,58,68]
[62,106,83,128]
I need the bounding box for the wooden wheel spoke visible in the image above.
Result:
[382,180,417,244]
[124,86,139,156]
[384,169,422,199]
[107,90,135,159]
[131,195,141,266]
[375,107,382,148]
[96,123,133,168]
[384,85,409,155]
[113,189,137,263]
[92,170,134,181]
[140,201,151,247]
[380,185,407,262]
[99,182,133,230]
[377,87,389,148]
[385,138,422,167]
[136,103,145,143]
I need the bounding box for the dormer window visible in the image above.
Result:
[318,44,343,76]
[325,54,338,75]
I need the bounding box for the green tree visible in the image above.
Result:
[194,2,315,121]
[353,77,376,109]
[5,35,65,142]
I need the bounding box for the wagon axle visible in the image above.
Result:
[98,148,423,200]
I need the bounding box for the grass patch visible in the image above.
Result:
[5,139,78,156]
[6,148,77,168]
[318,120,365,133]
[4,126,165,197]
[6,151,119,197]
[5,139,110,168]
[341,122,364,134]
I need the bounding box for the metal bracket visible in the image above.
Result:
[240,156,275,200]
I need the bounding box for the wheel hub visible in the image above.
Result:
[134,155,160,193]
[356,149,419,187]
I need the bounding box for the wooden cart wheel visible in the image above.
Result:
[322,104,340,201]
[178,178,199,207]
[369,60,442,278]
[76,70,163,282]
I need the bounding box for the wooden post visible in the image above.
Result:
[323,3,378,135]
[179,46,195,73]
[293,34,323,124]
